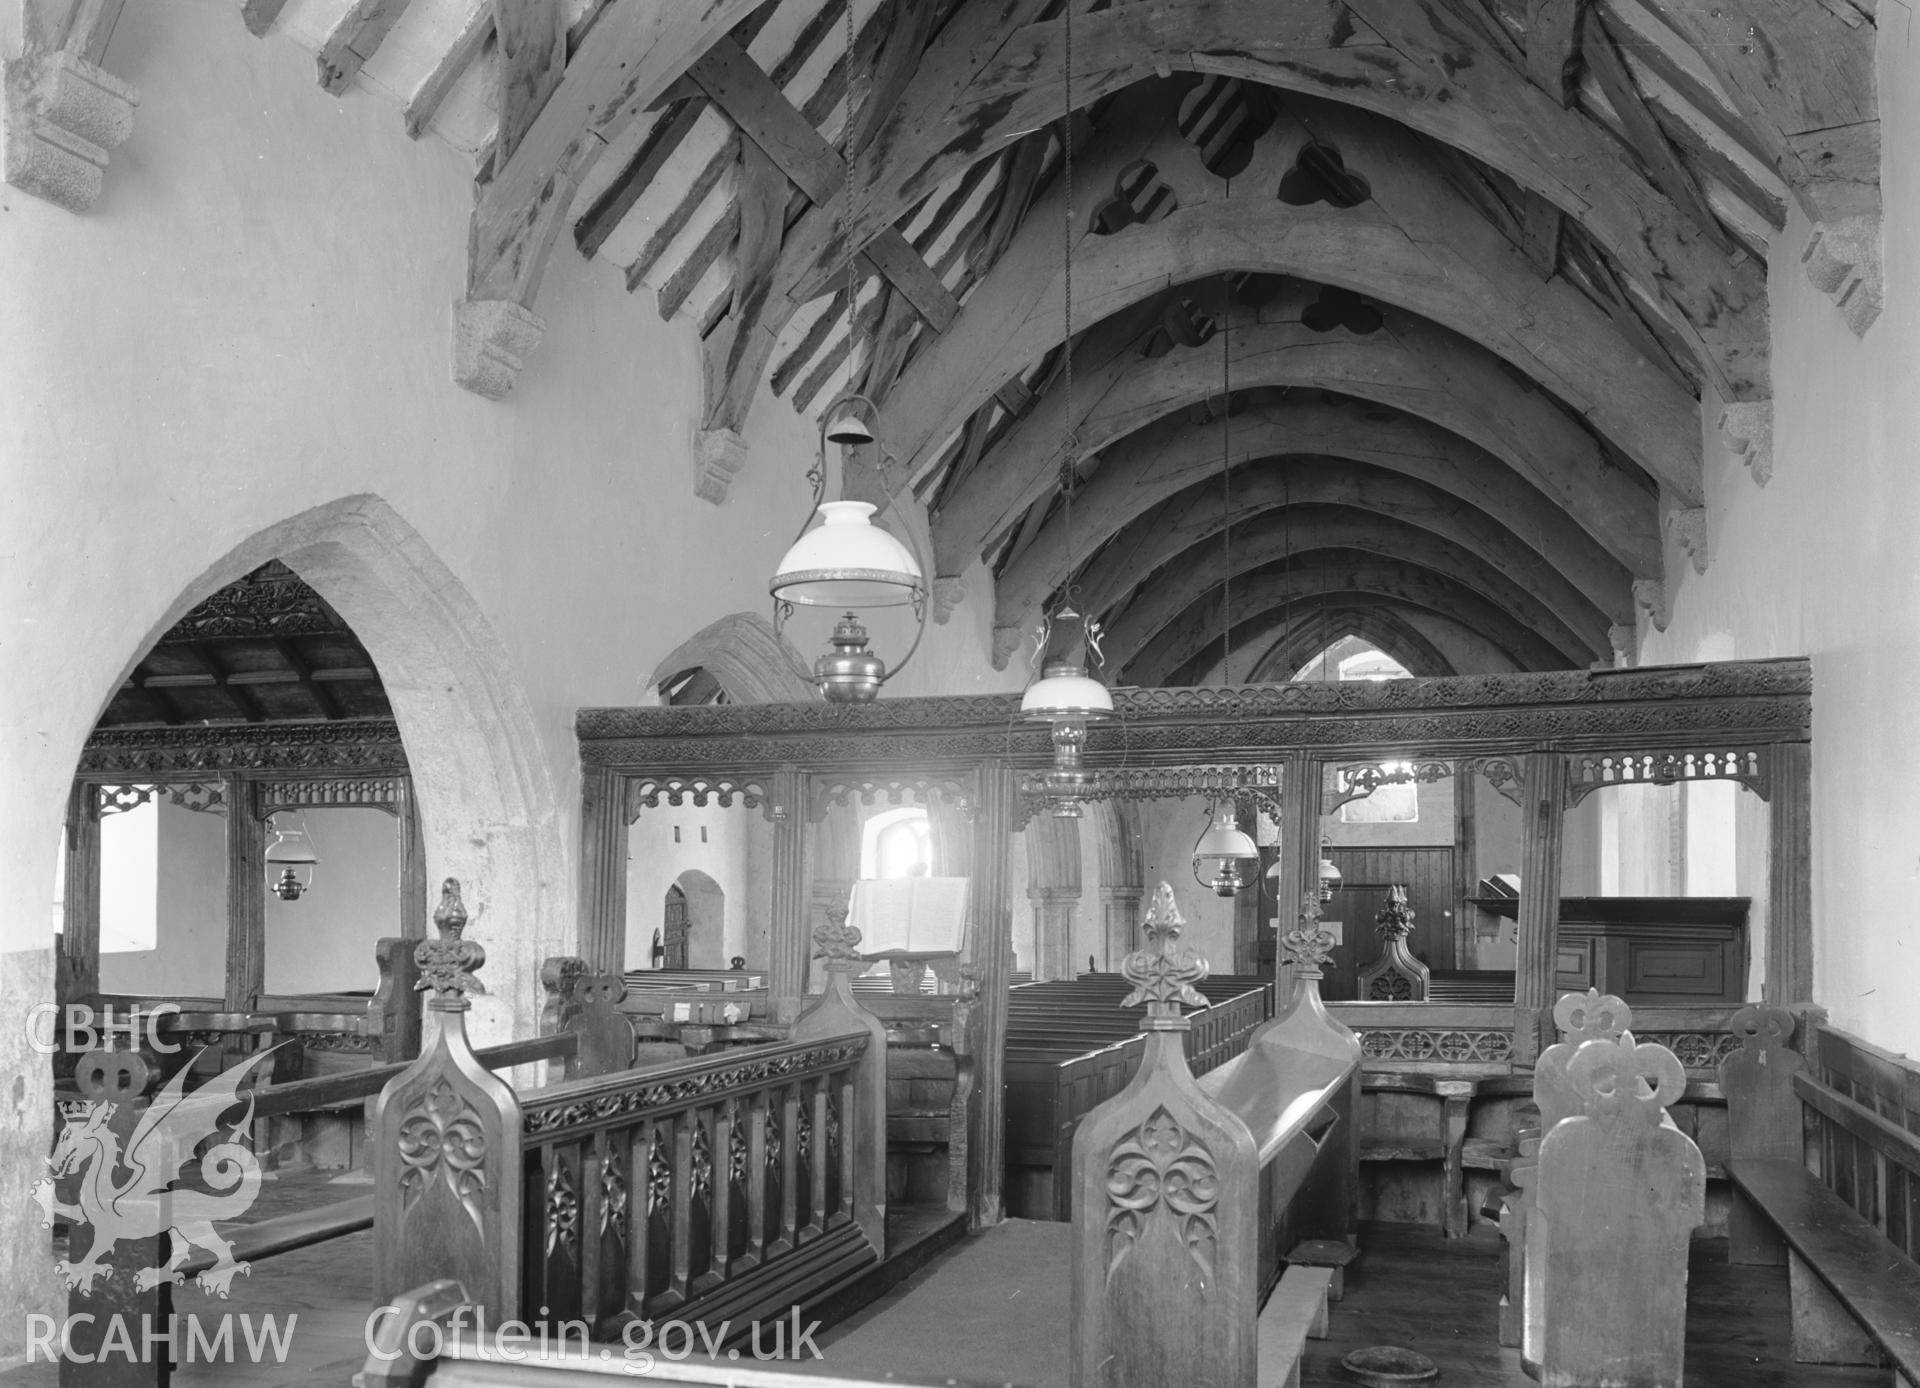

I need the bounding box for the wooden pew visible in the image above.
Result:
[1070,888,1360,1388]
[371,890,890,1342]
[1535,1028,1704,1388]
[1002,974,1275,1219]
[1720,1004,1920,1384]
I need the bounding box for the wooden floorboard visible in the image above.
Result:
[4,1181,1896,1388]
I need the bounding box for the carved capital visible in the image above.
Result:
[2,49,137,213]
[1801,214,1882,337]
[693,428,748,505]
[1632,578,1669,633]
[1718,400,1773,487]
[932,575,966,626]
[452,298,545,400]
[1665,507,1708,576]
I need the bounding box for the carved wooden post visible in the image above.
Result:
[223,777,267,1011]
[946,965,983,1215]
[1357,885,1431,1001]
[62,781,101,1000]
[1766,742,1812,1007]
[969,759,1016,1227]
[1275,757,1323,985]
[371,881,522,1318]
[370,938,423,1063]
[577,765,627,973]
[769,769,808,1024]
[397,776,430,942]
[1719,1004,1802,1264]
[793,907,889,1254]
[1513,751,1568,1064]
[1539,1032,1704,1388]
[1071,883,1258,1388]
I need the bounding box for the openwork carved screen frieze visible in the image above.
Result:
[1015,764,1280,826]
[255,777,406,817]
[94,781,227,817]
[1565,749,1771,804]
[1355,1028,1514,1065]
[1468,756,1527,807]
[624,774,782,823]
[1323,759,1452,814]
[807,775,975,823]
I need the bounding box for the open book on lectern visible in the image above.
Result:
[845,876,971,956]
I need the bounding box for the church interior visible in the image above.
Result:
[3,0,1918,1384]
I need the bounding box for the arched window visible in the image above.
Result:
[860,806,932,879]
[1294,635,1412,683]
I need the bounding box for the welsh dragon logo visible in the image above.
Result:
[31,1048,276,1298]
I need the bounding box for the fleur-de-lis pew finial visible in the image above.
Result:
[1119,882,1209,1028]
[416,878,487,1009]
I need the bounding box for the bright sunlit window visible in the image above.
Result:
[861,806,933,878]
[98,795,159,952]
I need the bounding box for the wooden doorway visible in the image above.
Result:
[1320,846,1458,1000]
[662,884,690,970]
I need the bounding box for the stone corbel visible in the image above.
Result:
[991,622,1026,671]
[693,428,748,505]
[1665,506,1708,576]
[1607,625,1637,669]
[451,299,546,400]
[1718,400,1773,487]
[2,42,137,214]
[1632,578,1669,634]
[931,575,966,625]
[1802,213,1882,337]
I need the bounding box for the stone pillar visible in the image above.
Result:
[224,776,266,1011]
[769,769,808,1024]
[1028,887,1080,980]
[1766,742,1812,1007]
[1513,752,1569,1064]
[1101,886,1145,972]
[968,760,1016,1227]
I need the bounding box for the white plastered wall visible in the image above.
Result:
[0,0,1017,1343]
[1638,19,1920,1056]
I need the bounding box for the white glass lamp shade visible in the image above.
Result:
[770,501,923,608]
[266,825,319,901]
[1020,664,1115,723]
[1318,853,1344,899]
[1193,804,1260,896]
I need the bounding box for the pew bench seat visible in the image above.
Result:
[1729,1157,1920,1384]
[1256,1265,1335,1388]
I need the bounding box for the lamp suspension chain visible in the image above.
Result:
[844,0,858,391]
[1221,276,1232,678]
[1060,0,1077,581]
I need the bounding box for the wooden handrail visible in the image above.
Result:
[176,1195,375,1276]
[250,1033,575,1119]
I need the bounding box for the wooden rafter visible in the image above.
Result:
[403,1,495,138]
[316,0,418,96]
[993,395,1638,638]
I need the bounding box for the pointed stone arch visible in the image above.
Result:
[649,611,819,706]
[77,494,568,1031]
